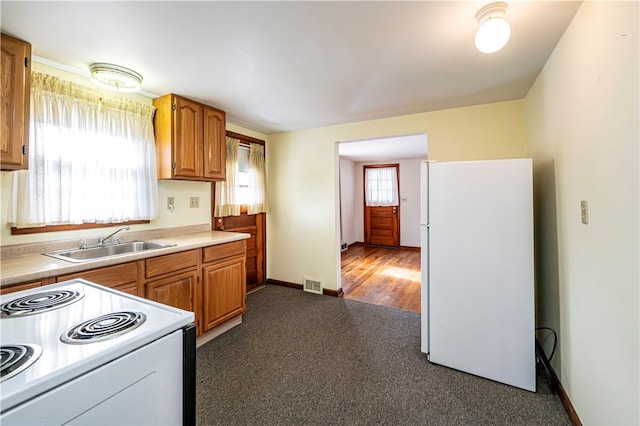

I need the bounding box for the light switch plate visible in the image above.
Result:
[189,197,200,208]
[580,200,589,224]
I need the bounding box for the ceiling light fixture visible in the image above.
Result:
[475,2,511,54]
[89,63,143,93]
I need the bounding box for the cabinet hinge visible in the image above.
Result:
[172,104,176,111]
[171,162,176,169]
[24,57,29,68]
[22,145,26,155]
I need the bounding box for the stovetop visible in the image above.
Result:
[0,279,194,413]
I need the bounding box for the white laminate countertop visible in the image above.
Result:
[0,231,250,288]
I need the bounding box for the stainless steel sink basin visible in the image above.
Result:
[45,241,176,263]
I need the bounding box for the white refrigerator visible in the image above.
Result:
[420,158,536,392]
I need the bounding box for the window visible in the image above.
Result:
[365,166,399,207]
[237,145,251,205]
[214,136,266,217]
[8,72,158,230]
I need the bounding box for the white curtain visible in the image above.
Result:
[214,137,267,217]
[8,72,158,228]
[214,137,241,217]
[247,143,266,214]
[365,167,399,207]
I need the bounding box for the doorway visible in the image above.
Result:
[337,133,427,312]
[363,164,400,247]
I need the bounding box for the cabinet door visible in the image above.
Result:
[202,106,225,180]
[1,34,31,170]
[173,96,202,178]
[146,269,197,314]
[202,257,246,332]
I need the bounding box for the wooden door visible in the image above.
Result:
[1,34,31,170]
[214,213,265,291]
[363,164,400,247]
[365,205,399,247]
[202,106,226,180]
[173,96,203,178]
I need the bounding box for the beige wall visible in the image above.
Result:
[0,62,266,247]
[525,2,639,424]
[267,99,527,291]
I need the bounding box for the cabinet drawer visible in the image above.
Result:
[0,280,42,295]
[58,262,138,287]
[202,241,245,263]
[146,249,198,279]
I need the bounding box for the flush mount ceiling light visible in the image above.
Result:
[475,2,511,54]
[89,63,143,93]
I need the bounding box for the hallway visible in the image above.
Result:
[341,244,421,313]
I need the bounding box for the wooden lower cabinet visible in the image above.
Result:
[213,213,265,291]
[2,241,246,337]
[146,269,198,314]
[57,261,142,296]
[202,256,246,332]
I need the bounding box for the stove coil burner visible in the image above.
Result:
[61,311,146,344]
[0,290,84,317]
[1,344,42,382]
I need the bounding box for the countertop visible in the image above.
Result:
[0,230,250,288]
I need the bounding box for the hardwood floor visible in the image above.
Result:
[341,244,421,313]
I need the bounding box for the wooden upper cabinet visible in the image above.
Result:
[1,34,31,171]
[153,93,226,181]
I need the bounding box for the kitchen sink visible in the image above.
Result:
[45,241,176,263]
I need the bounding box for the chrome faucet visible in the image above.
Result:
[98,226,130,246]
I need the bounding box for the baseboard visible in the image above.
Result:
[551,367,582,426]
[266,279,343,298]
[267,278,302,290]
[195,315,242,348]
[347,242,419,251]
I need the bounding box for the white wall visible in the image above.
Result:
[525,2,639,424]
[348,158,424,247]
[339,157,358,245]
[268,100,527,291]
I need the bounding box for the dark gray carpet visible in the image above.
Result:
[196,285,570,425]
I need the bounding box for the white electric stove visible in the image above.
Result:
[0,278,196,425]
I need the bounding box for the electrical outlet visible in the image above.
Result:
[580,200,589,224]
[189,197,200,208]
[167,197,175,210]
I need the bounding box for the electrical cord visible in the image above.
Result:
[535,326,558,394]
[535,326,558,362]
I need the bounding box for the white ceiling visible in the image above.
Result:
[1,1,580,137]
[339,134,427,162]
